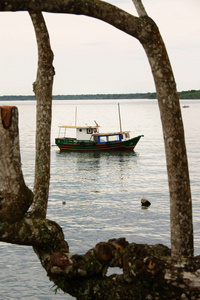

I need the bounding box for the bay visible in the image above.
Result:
[0,99,199,299]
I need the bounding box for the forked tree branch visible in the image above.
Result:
[0,0,193,261]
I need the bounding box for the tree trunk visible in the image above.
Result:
[0,106,33,222]
[136,16,193,258]
[29,11,55,218]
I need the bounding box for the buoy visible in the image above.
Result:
[141,198,151,208]
[62,201,66,205]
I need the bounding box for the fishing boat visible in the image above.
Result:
[55,124,143,152]
[55,104,143,152]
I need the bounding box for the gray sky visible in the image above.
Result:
[0,0,200,95]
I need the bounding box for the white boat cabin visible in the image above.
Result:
[58,124,131,144]
[58,125,100,141]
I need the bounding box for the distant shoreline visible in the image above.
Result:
[0,90,199,100]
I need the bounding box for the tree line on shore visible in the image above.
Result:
[0,89,199,101]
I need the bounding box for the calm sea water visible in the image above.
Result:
[0,99,200,299]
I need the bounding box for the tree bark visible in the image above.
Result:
[0,0,193,258]
[0,106,33,222]
[33,238,200,299]
[29,11,55,218]
[0,1,196,298]
[0,215,68,249]
[0,0,140,38]
[132,0,148,17]
[136,17,193,258]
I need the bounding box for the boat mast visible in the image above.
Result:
[118,103,122,132]
[75,106,77,126]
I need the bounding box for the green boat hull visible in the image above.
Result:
[55,135,143,152]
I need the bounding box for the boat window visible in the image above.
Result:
[108,135,120,142]
[79,129,82,132]
[87,128,93,134]
[125,132,130,139]
[99,136,107,143]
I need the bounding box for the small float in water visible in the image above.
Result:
[141,198,151,208]
[55,104,143,152]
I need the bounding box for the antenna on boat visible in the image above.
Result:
[118,103,122,132]
[75,106,77,126]
[94,120,99,127]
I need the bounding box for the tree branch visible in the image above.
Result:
[0,106,33,222]
[0,0,140,39]
[29,11,55,218]
[0,0,194,261]
[0,216,68,250]
[137,17,193,258]
[132,0,148,17]
[38,238,200,299]
[0,3,196,298]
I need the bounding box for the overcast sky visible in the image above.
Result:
[0,0,200,95]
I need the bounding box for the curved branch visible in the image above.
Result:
[137,17,193,258]
[35,237,200,299]
[0,216,68,250]
[29,11,55,217]
[0,3,196,298]
[0,0,193,260]
[0,0,140,39]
